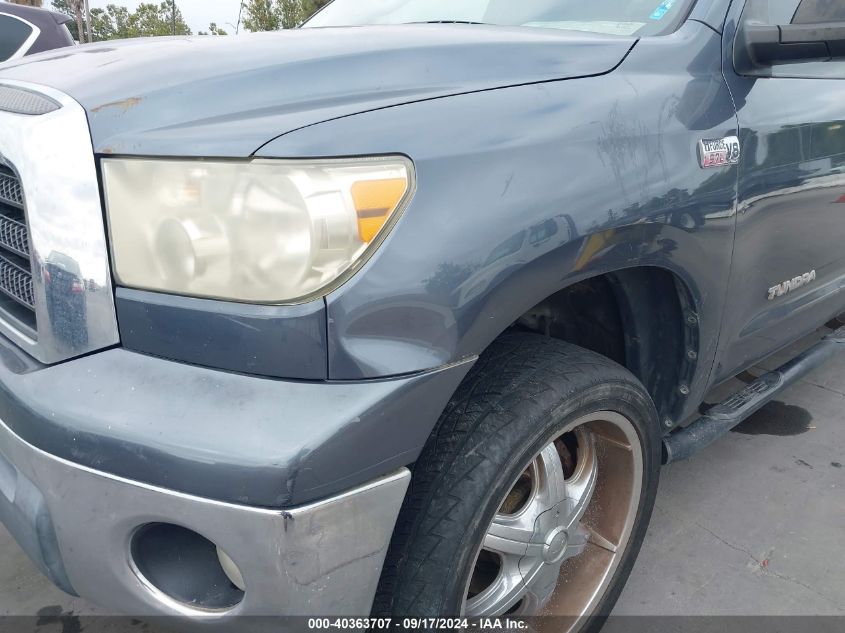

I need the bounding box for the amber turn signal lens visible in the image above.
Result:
[352,178,409,243]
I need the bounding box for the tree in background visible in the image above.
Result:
[50,0,86,41]
[70,0,87,41]
[52,0,191,40]
[300,0,330,20]
[88,4,132,40]
[241,0,279,31]
[130,1,191,36]
[278,0,301,29]
[198,22,228,36]
[241,0,330,31]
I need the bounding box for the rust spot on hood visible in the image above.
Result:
[90,96,143,113]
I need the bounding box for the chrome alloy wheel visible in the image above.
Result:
[463,412,643,621]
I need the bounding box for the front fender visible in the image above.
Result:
[258,21,738,395]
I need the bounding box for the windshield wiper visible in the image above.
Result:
[409,21,488,25]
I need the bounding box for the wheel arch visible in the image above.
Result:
[491,264,701,428]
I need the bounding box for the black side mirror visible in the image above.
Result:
[736,21,845,73]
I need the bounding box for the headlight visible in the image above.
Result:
[102,156,414,303]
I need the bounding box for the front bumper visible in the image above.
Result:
[0,338,472,617]
[0,413,409,617]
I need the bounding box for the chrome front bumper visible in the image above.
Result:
[0,416,409,619]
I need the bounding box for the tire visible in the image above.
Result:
[373,333,661,629]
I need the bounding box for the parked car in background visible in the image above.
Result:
[0,2,74,63]
[0,0,843,629]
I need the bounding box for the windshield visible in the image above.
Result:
[304,0,695,37]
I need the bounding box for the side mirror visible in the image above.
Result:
[736,21,845,73]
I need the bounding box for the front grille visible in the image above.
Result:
[0,214,29,258]
[0,170,23,207]
[0,256,33,308]
[0,164,35,331]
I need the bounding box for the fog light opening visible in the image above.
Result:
[130,523,245,611]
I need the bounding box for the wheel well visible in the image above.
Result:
[511,267,698,424]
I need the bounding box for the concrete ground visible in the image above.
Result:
[0,332,842,625]
[616,329,845,616]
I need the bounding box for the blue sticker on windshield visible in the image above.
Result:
[650,0,677,20]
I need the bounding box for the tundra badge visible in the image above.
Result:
[698,136,741,168]
[768,270,817,301]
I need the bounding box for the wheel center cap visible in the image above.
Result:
[542,526,569,564]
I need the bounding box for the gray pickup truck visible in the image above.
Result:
[0,0,843,628]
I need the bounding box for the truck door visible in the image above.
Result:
[715,0,845,381]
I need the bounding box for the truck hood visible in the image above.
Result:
[0,26,635,156]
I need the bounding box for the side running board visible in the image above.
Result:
[662,325,845,464]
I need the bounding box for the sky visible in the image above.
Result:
[86,0,244,34]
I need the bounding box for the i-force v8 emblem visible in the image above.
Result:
[768,270,816,301]
[698,136,741,169]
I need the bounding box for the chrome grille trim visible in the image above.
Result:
[0,170,23,208]
[0,80,119,364]
[0,213,29,258]
[0,84,61,116]
[0,253,34,310]
[0,163,34,330]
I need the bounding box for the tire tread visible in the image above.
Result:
[373,333,659,617]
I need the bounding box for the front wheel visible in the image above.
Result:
[374,334,661,632]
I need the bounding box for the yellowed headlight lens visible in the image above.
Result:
[103,157,414,304]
